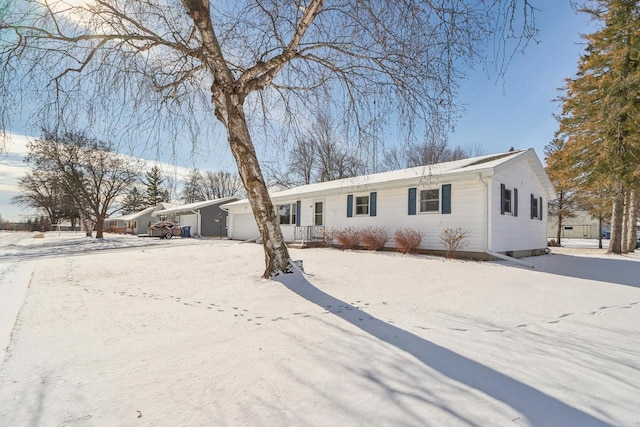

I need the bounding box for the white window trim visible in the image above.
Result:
[277,203,296,225]
[418,188,440,214]
[314,201,324,226]
[531,194,543,220]
[355,195,370,216]
[503,187,513,215]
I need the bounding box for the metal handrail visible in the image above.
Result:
[294,226,325,242]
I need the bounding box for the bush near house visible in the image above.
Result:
[439,227,469,259]
[321,227,337,247]
[335,227,361,250]
[394,228,423,254]
[361,226,389,251]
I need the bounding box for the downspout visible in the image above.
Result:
[478,173,490,253]
[191,209,201,238]
[479,173,533,268]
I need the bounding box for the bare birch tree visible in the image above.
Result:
[1,0,537,277]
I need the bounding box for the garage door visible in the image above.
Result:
[178,214,199,236]
[231,213,260,241]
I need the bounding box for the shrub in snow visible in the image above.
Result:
[439,227,469,259]
[394,228,423,254]
[335,227,361,250]
[361,226,389,251]
[322,227,337,247]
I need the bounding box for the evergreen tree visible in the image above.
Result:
[121,187,147,214]
[554,0,640,254]
[144,166,170,206]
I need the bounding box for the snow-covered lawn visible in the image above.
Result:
[1,232,639,426]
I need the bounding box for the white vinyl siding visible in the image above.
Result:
[492,160,549,252]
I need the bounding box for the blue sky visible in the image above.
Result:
[0,1,592,221]
[448,1,593,156]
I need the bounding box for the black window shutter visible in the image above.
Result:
[347,194,353,218]
[408,188,416,215]
[530,193,535,219]
[441,184,451,214]
[370,192,377,217]
[514,188,518,217]
[295,201,301,226]
[500,184,505,215]
[539,197,543,221]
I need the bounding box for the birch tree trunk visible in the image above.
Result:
[180,0,296,278]
[221,97,290,277]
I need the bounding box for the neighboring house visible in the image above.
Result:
[547,210,608,240]
[104,204,169,235]
[222,149,556,259]
[51,221,77,232]
[152,197,240,238]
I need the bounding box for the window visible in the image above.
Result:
[347,193,376,217]
[500,184,518,216]
[530,194,543,220]
[314,202,324,226]
[503,188,512,214]
[409,185,451,215]
[419,189,439,213]
[277,204,296,225]
[355,195,369,215]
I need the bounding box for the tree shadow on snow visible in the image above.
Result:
[531,253,640,288]
[273,266,614,427]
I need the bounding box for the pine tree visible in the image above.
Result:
[144,166,170,207]
[121,187,147,214]
[554,0,640,254]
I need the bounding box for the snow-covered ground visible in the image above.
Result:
[1,232,639,426]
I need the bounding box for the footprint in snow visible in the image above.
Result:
[547,320,560,324]
[558,313,573,318]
